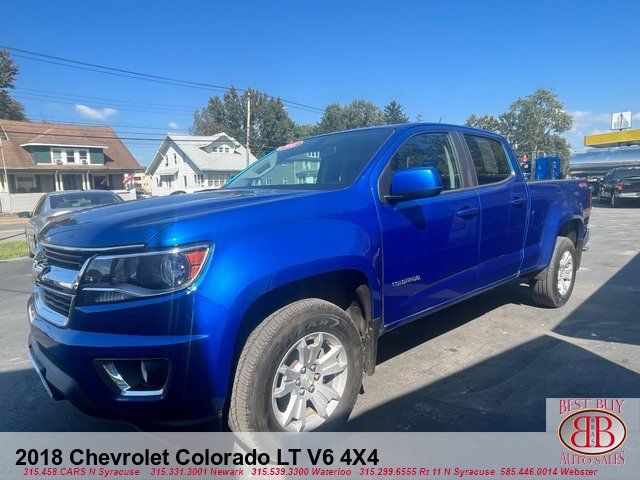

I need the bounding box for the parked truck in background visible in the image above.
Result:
[28,124,590,432]
[596,166,640,207]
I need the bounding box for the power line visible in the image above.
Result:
[14,87,196,111]
[2,45,325,113]
[31,116,189,131]
[0,128,288,150]
[13,93,195,116]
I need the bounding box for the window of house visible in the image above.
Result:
[282,178,288,184]
[165,156,169,167]
[390,132,461,191]
[65,150,76,163]
[224,147,230,153]
[183,176,188,187]
[78,150,88,164]
[93,175,109,189]
[207,174,213,186]
[464,134,512,185]
[174,153,177,164]
[266,178,272,185]
[51,149,63,164]
[160,175,173,188]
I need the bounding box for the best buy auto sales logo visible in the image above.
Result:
[557,399,628,465]
[558,409,627,455]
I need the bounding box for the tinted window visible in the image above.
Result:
[612,167,640,179]
[464,134,512,185]
[227,128,393,190]
[390,133,461,191]
[49,192,121,210]
[33,197,46,215]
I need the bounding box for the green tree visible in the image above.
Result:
[191,87,297,157]
[465,89,573,166]
[314,99,386,135]
[465,114,502,134]
[0,50,27,121]
[384,100,410,124]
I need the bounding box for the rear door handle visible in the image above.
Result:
[511,197,526,207]
[456,207,478,218]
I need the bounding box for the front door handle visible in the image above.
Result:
[456,207,478,218]
[510,197,526,207]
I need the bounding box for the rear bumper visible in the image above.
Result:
[617,192,640,198]
[27,294,227,423]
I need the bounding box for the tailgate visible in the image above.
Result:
[619,176,640,193]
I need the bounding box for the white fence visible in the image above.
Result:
[0,189,137,214]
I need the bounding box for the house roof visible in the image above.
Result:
[146,133,257,175]
[0,119,142,171]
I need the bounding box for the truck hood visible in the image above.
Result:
[39,189,313,248]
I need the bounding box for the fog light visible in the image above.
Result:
[96,359,169,397]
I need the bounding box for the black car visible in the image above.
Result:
[597,166,640,207]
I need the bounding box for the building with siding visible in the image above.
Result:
[146,133,257,195]
[0,119,142,212]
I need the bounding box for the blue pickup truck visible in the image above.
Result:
[28,124,590,432]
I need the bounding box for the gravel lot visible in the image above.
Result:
[1,205,638,432]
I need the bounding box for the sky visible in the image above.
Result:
[1,0,639,165]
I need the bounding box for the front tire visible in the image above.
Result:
[530,237,577,308]
[228,299,363,432]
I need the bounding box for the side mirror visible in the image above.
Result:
[386,167,444,203]
[17,211,32,218]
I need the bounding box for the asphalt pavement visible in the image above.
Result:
[0,222,26,243]
[1,205,639,431]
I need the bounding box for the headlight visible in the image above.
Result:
[79,244,211,304]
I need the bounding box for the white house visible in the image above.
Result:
[146,133,257,195]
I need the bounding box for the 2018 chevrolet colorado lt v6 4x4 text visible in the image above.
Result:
[28,124,590,432]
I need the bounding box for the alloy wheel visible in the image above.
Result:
[271,331,348,432]
[557,250,574,296]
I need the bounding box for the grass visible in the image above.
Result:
[0,241,29,261]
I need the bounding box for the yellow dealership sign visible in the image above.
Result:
[584,128,640,147]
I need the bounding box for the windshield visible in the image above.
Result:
[226,128,393,190]
[48,192,121,210]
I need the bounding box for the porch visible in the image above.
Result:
[0,171,126,194]
[0,170,135,213]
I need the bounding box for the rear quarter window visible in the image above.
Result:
[464,134,513,186]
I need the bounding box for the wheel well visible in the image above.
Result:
[237,270,372,344]
[221,270,373,419]
[558,219,582,247]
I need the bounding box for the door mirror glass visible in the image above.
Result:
[387,167,443,203]
[17,211,32,218]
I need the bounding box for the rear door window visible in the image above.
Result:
[464,134,513,186]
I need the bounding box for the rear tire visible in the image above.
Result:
[530,237,577,308]
[228,299,363,433]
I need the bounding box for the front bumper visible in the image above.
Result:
[27,294,227,423]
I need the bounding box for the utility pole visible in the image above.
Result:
[0,127,13,214]
[245,96,251,167]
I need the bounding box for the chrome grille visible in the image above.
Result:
[41,244,93,270]
[38,284,74,317]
